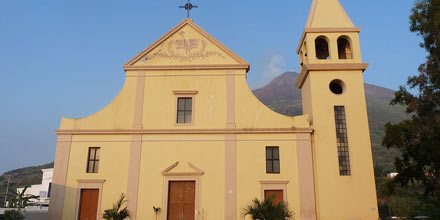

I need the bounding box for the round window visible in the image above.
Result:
[329,80,344,94]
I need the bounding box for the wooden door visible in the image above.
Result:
[78,189,99,220]
[264,190,284,205]
[167,181,195,220]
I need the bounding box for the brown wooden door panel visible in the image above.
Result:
[168,181,195,220]
[167,205,182,220]
[183,203,195,220]
[169,182,184,203]
[264,190,284,205]
[183,181,195,202]
[79,189,99,220]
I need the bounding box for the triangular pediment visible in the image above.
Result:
[161,161,204,176]
[124,19,249,71]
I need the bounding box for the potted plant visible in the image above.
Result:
[244,195,293,220]
[102,193,130,220]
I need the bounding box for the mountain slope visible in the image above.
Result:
[253,72,406,173]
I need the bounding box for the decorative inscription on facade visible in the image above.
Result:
[142,31,226,63]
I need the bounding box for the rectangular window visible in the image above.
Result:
[176,97,193,124]
[266,147,280,174]
[39,191,48,198]
[47,182,52,198]
[334,106,351,176]
[87,147,100,173]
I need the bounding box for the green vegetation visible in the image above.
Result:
[376,177,440,219]
[243,195,293,220]
[6,185,39,208]
[383,0,440,198]
[102,193,130,220]
[3,210,25,220]
[381,0,440,218]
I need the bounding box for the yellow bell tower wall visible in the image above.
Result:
[297,0,379,219]
[301,70,378,220]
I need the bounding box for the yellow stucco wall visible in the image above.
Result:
[236,134,301,220]
[137,70,228,129]
[235,73,310,129]
[62,135,131,220]
[54,6,379,219]
[136,134,226,220]
[57,20,310,220]
[302,70,378,220]
[61,134,304,220]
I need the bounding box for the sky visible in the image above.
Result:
[0,0,427,174]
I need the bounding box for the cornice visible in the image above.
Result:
[76,179,106,183]
[173,90,198,95]
[55,128,313,135]
[259,180,290,184]
[296,63,369,88]
[123,64,250,71]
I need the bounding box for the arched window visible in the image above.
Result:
[337,36,353,59]
[315,36,330,60]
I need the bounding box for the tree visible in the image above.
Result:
[4,185,38,208]
[383,0,440,199]
[243,195,293,220]
[377,179,396,219]
[102,193,130,220]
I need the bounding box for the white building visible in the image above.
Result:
[17,168,53,206]
[387,172,399,179]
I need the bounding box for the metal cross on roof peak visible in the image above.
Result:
[179,0,198,19]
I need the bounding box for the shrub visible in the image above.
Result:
[3,210,24,220]
[102,193,130,220]
[244,195,293,220]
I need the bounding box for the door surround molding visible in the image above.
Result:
[74,179,105,220]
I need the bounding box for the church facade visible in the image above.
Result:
[48,0,379,219]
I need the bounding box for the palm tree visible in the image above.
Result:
[244,195,293,220]
[6,185,39,208]
[377,179,396,219]
[102,193,130,220]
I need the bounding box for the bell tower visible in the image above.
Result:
[296,0,379,219]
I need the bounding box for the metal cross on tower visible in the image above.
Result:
[179,0,198,18]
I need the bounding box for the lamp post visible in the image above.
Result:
[4,175,10,207]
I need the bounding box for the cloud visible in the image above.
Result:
[248,51,287,89]
[262,52,286,81]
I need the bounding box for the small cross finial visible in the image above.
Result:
[179,0,198,18]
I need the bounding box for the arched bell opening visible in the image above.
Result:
[315,36,330,60]
[337,36,353,59]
